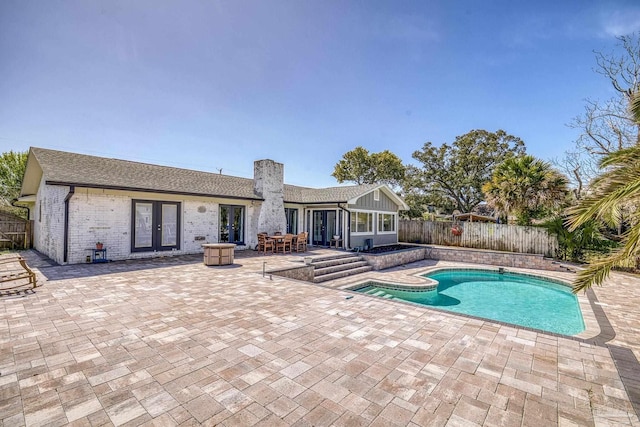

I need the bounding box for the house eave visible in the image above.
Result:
[284,200,348,205]
[44,181,265,202]
[15,195,36,204]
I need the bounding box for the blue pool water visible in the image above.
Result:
[354,269,585,335]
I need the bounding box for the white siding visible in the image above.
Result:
[182,200,219,251]
[67,189,131,263]
[33,179,67,264]
[58,187,253,264]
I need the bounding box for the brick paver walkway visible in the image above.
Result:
[1,249,639,426]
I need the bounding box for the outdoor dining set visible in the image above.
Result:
[257,232,308,254]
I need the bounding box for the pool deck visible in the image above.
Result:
[1,249,639,426]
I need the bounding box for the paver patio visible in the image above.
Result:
[1,249,639,426]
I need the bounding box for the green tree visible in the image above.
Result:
[544,217,616,263]
[406,129,525,215]
[332,147,405,186]
[482,155,569,225]
[0,150,28,212]
[399,191,456,219]
[567,90,640,292]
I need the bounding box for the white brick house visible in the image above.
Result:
[18,148,408,264]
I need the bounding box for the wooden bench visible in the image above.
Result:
[0,255,37,291]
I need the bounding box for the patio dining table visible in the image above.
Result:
[268,235,297,253]
[268,235,297,242]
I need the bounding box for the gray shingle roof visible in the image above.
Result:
[31,147,260,200]
[284,183,380,204]
[29,147,381,204]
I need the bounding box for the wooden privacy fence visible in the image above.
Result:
[399,219,558,257]
[0,211,31,250]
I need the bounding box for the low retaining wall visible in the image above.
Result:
[269,265,314,281]
[427,246,567,272]
[361,247,427,270]
[357,244,570,272]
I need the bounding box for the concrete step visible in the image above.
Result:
[363,288,395,299]
[309,253,360,264]
[307,252,373,283]
[312,255,365,266]
[312,256,365,268]
[313,261,370,276]
[313,266,373,283]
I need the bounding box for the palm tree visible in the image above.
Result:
[633,89,640,123]
[567,91,640,292]
[482,155,569,225]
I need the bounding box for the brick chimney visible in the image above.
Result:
[254,159,286,235]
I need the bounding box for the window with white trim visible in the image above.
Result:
[373,189,380,201]
[351,211,373,233]
[378,213,396,233]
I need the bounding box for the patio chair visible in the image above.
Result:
[295,231,308,252]
[257,233,274,254]
[276,233,294,254]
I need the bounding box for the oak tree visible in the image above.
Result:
[405,129,525,214]
[332,147,405,186]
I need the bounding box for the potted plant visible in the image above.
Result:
[96,242,104,250]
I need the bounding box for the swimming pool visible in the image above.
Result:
[353,269,585,335]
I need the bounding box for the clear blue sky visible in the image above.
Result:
[1,1,640,187]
